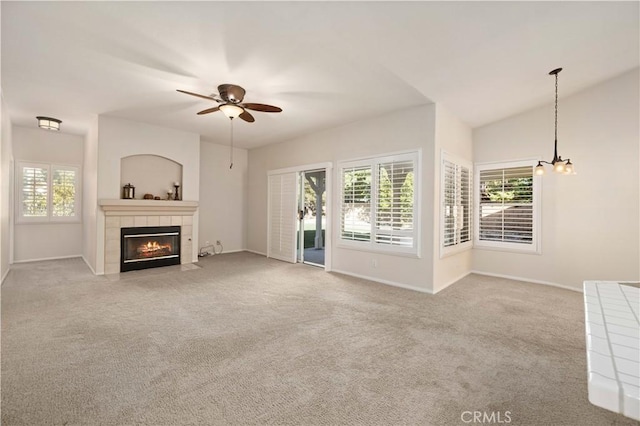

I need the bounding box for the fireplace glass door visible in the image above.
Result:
[121,226,181,272]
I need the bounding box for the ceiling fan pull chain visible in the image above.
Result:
[229,118,234,170]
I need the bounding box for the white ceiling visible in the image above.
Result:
[2,1,638,149]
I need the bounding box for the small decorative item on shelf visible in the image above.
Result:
[122,183,135,199]
[167,189,173,200]
[154,196,161,200]
[174,182,180,200]
[143,193,154,200]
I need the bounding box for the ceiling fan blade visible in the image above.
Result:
[239,110,255,123]
[176,89,216,101]
[243,103,282,113]
[197,106,220,115]
[218,84,246,103]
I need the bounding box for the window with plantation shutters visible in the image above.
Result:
[341,165,372,242]
[376,159,414,247]
[21,165,49,218]
[17,162,80,223]
[52,166,77,217]
[440,152,472,257]
[474,160,540,253]
[339,151,419,256]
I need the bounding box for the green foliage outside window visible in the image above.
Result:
[22,167,48,217]
[483,177,533,203]
[377,166,413,229]
[52,169,76,216]
[342,169,371,204]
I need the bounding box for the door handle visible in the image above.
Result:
[298,210,305,220]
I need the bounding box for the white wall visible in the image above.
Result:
[95,115,201,273]
[82,115,99,273]
[12,126,84,262]
[432,104,474,293]
[198,142,248,253]
[472,68,640,290]
[120,155,182,199]
[247,104,437,293]
[1,94,14,282]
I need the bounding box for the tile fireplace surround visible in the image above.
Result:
[99,199,198,274]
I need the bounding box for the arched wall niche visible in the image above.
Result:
[120,154,183,199]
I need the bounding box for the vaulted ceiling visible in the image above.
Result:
[2,2,638,149]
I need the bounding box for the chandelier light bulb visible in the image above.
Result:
[553,161,565,173]
[535,163,545,176]
[564,161,574,174]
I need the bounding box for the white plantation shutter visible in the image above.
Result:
[375,159,414,247]
[475,161,539,253]
[441,153,472,256]
[339,151,419,255]
[52,166,78,217]
[460,166,471,243]
[267,172,298,263]
[21,164,49,218]
[341,165,372,242]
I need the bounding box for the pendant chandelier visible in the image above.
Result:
[535,68,574,175]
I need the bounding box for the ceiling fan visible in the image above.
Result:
[177,84,282,122]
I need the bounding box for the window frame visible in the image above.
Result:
[338,150,421,258]
[16,161,81,224]
[473,159,541,254]
[440,151,473,258]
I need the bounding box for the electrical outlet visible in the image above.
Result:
[216,240,222,245]
[371,259,378,268]
[205,241,210,246]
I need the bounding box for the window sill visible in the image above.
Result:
[16,220,82,225]
[336,242,421,259]
[440,243,472,259]
[473,244,541,255]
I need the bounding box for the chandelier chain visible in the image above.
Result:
[554,72,558,142]
[536,67,573,176]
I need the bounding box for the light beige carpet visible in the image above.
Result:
[1,252,635,425]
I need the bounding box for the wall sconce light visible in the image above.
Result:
[36,116,62,131]
[535,68,575,176]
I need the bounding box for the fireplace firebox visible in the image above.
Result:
[120,226,181,272]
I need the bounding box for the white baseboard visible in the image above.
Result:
[331,268,434,295]
[1,267,10,285]
[434,271,472,294]
[470,270,582,293]
[245,249,267,257]
[12,255,83,264]
[216,249,245,255]
[81,256,98,275]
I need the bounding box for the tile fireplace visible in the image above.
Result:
[99,199,199,275]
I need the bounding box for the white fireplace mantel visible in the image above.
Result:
[99,199,198,216]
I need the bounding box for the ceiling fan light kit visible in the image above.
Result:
[535,68,575,176]
[219,104,244,119]
[177,83,283,169]
[36,116,62,131]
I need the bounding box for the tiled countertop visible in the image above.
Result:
[583,281,640,421]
